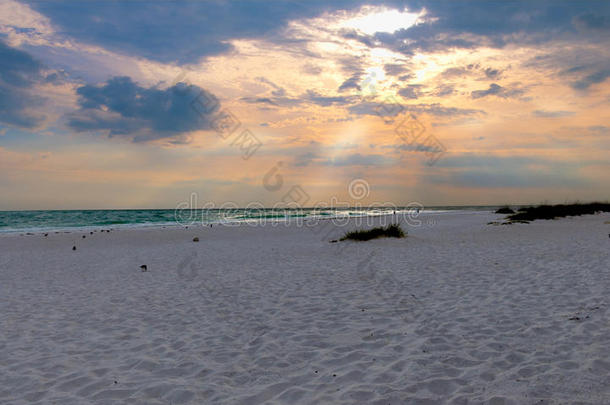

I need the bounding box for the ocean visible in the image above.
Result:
[0,206,503,233]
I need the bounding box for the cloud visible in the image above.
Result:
[26,1,371,64]
[446,168,586,188]
[349,1,610,57]
[432,153,588,188]
[471,83,524,99]
[533,110,575,118]
[66,76,221,142]
[324,153,393,166]
[0,41,46,128]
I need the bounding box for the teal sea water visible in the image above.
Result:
[0,206,501,233]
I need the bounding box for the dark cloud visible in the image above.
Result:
[66,76,221,142]
[27,1,372,64]
[301,63,323,75]
[44,70,69,84]
[349,101,482,117]
[533,110,575,118]
[242,90,354,107]
[439,64,502,81]
[471,83,524,99]
[398,84,422,100]
[0,40,43,87]
[573,13,610,31]
[336,56,366,92]
[484,67,502,79]
[381,143,442,153]
[338,73,362,92]
[294,150,395,167]
[257,77,286,97]
[294,151,320,167]
[0,85,46,129]
[0,41,46,128]
[527,47,610,91]
[412,103,483,117]
[241,97,278,106]
[571,69,610,90]
[304,90,354,106]
[432,84,454,97]
[588,125,610,134]
[440,66,476,78]
[384,63,411,77]
[471,83,503,98]
[341,29,378,47]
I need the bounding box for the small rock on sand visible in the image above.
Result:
[140,265,148,272]
[193,237,199,242]
[72,246,76,251]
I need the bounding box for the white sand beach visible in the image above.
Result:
[1,211,609,404]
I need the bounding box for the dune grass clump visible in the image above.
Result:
[340,223,406,241]
[508,202,610,222]
[495,206,515,214]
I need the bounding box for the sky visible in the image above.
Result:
[1,0,609,210]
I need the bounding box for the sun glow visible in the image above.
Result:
[341,6,423,35]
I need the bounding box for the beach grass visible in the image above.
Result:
[508,202,610,221]
[340,223,406,241]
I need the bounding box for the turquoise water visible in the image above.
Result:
[0,206,500,233]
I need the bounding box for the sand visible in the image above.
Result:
[1,211,609,404]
